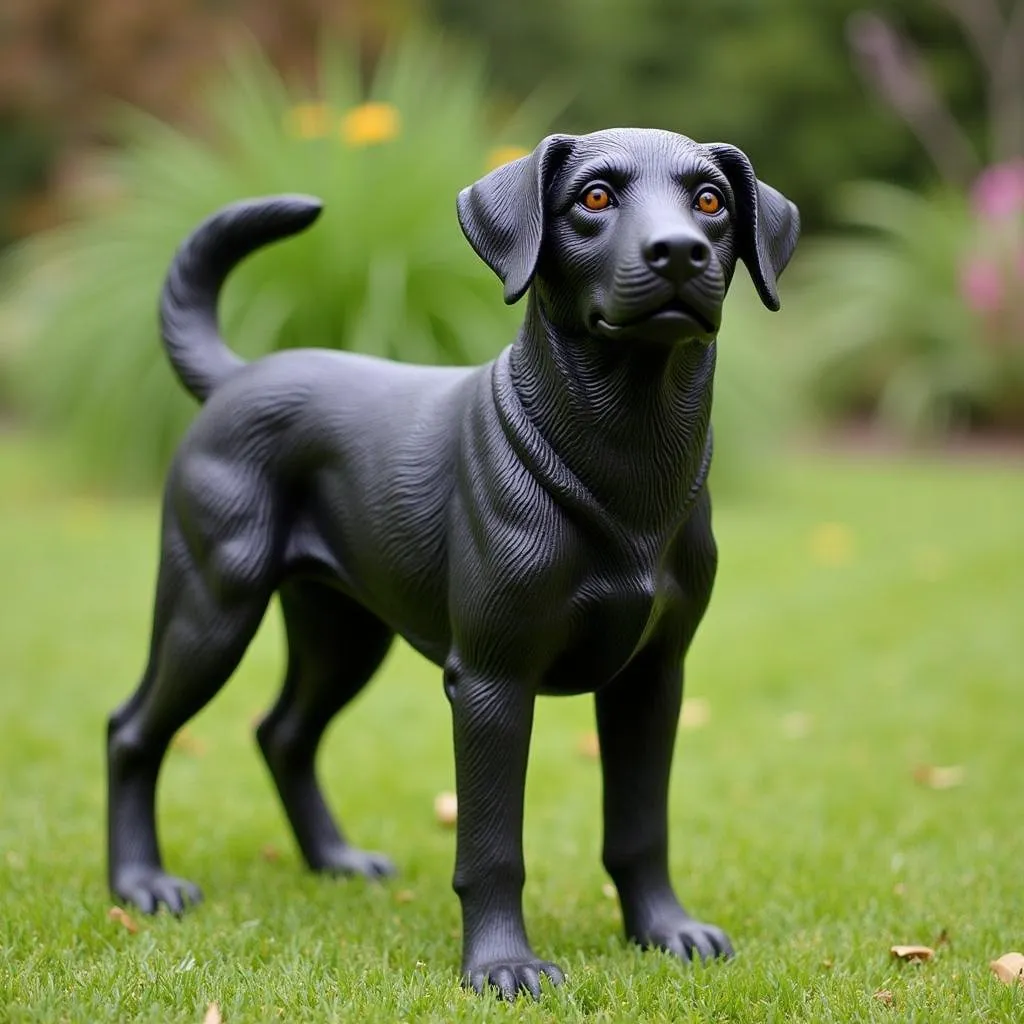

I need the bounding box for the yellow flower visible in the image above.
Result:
[809,521,855,566]
[341,102,400,147]
[486,145,530,171]
[285,103,334,141]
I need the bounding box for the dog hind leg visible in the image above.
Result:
[107,492,279,915]
[256,579,396,878]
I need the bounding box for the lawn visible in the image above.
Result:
[0,434,1022,1023]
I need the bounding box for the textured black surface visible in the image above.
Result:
[106,128,799,1000]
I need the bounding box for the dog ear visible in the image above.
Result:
[457,134,576,304]
[706,143,800,311]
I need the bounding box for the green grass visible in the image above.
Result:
[1,433,1022,1022]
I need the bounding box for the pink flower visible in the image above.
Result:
[960,257,1003,313]
[970,160,1024,219]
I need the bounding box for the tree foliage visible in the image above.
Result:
[0,0,413,247]
[426,0,986,231]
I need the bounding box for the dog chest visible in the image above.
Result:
[538,561,675,695]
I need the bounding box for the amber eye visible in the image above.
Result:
[582,186,612,211]
[696,190,722,215]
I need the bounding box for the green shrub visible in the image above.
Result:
[708,269,805,494]
[2,33,556,487]
[793,179,1024,437]
[791,3,1024,438]
[794,183,975,435]
[1,30,796,492]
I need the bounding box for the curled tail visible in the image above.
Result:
[159,194,323,402]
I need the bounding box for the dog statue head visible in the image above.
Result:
[457,128,800,345]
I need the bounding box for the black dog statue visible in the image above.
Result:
[106,127,799,1000]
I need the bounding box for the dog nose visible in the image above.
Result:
[642,231,711,282]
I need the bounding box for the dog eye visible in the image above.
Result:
[580,185,614,211]
[695,189,724,216]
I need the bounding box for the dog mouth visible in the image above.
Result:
[592,296,720,339]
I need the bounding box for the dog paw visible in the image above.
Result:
[112,866,202,916]
[634,914,733,963]
[312,844,396,880]
[464,958,565,1000]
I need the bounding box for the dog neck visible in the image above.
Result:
[500,293,716,534]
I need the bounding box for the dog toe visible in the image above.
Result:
[315,844,396,880]
[465,958,565,1000]
[113,867,203,916]
[152,875,203,916]
[634,912,734,965]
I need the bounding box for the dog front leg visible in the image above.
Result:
[596,651,733,963]
[445,662,564,1000]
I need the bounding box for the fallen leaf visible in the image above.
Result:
[809,522,855,566]
[170,728,207,757]
[260,844,280,863]
[679,697,710,730]
[781,711,812,739]
[577,732,601,758]
[601,883,617,900]
[990,952,1024,985]
[912,764,964,790]
[434,791,458,827]
[394,889,416,904]
[891,944,934,962]
[873,989,894,1005]
[107,906,138,934]
[821,958,834,970]
[203,1002,222,1024]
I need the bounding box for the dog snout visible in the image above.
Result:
[642,230,711,284]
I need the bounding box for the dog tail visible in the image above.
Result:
[159,194,324,402]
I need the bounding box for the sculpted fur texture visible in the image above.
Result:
[106,127,800,1000]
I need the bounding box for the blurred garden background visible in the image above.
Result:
[0,1,1022,1021]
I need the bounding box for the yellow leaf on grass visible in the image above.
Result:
[912,764,964,789]
[782,711,812,739]
[107,906,138,934]
[873,989,894,1005]
[577,731,601,758]
[260,844,280,863]
[203,1002,222,1024]
[395,889,416,904]
[679,697,710,730]
[891,944,934,962]
[990,952,1024,985]
[434,791,458,827]
[809,522,855,566]
[170,728,207,757]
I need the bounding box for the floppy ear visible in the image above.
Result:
[706,143,801,311]
[457,134,576,304]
